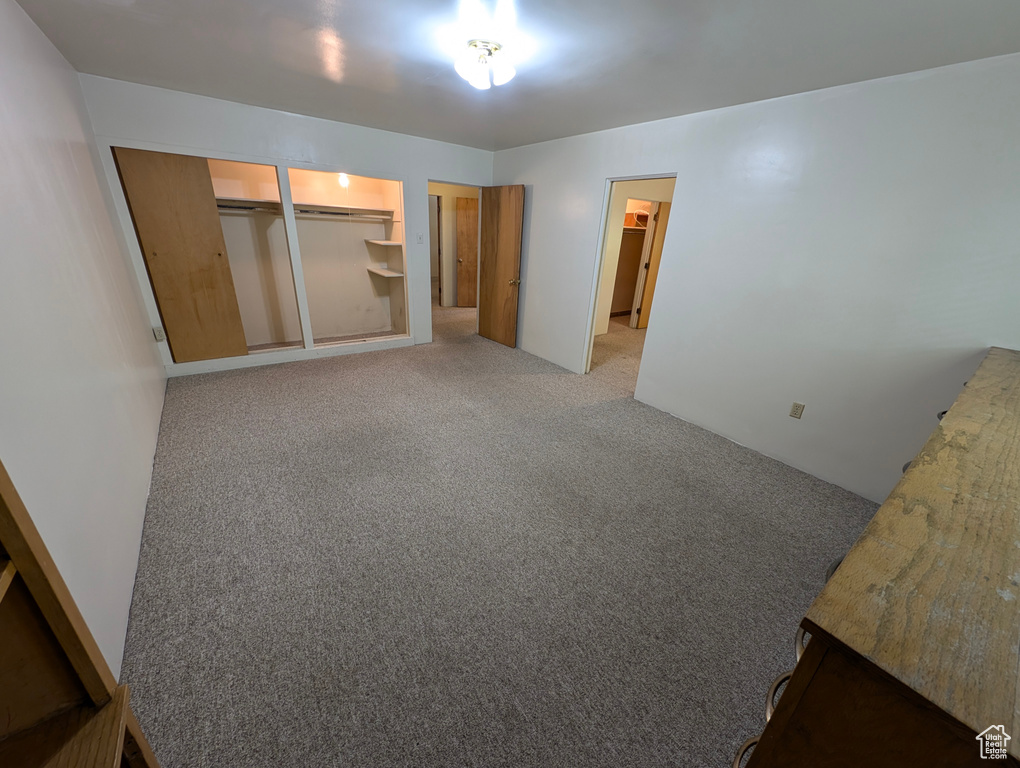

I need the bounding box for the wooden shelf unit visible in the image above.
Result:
[366,266,404,278]
[364,239,402,246]
[748,347,1020,767]
[0,459,161,768]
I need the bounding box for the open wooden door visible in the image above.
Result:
[455,197,478,307]
[635,202,671,329]
[113,147,248,363]
[478,185,525,347]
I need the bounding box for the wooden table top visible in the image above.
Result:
[805,347,1020,756]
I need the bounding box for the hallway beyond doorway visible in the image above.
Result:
[590,315,646,394]
[585,175,676,378]
[431,302,476,341]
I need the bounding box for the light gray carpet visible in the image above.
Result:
[590,315,647,394]
[122,306,876,768]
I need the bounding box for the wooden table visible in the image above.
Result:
[749,347,1020,767]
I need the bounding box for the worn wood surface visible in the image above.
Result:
[748,634,990,767]
[122,710,159,768]
[0,576,88,740]
[806,346,1020,755]
[478,185,525,348]
[0,557,16,603]
[114,147,248,363]
[456,197,479,307]
[0,685,129,768]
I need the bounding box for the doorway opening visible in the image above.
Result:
[428,181,481,341]
[427,180,526,348]
[585,176,676,388]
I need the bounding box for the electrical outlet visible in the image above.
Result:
[790,402,805,419]
[152,327,166,342]
[416,232,424,244]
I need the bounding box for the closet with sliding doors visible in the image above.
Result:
[286,167,407,344]
[112,148,408,364]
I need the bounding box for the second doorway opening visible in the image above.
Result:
[587,176,676,389]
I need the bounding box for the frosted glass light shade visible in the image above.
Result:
[455,48,491,90]
[490,52,516,86]
[455,40,515,89]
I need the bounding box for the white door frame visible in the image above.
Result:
[582,174,677,374]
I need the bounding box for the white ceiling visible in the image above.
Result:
[18,0,1020,151]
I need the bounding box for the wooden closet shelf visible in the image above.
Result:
[365,240,403,247]
[366,267,404,278]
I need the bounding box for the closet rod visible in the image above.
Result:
[215,198,393,220]
[217,205,391,221]
[293,209,391,220]
[218,202,282,214]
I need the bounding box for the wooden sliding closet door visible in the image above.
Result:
[478,185,525,348]
[113,147,248,363]
[456,197,478,307]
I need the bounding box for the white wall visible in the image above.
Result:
[427,182,480,307]
[0,0,165,676]
[594,177,676,336]
[494,53,1020,503]
[79,76,493,346]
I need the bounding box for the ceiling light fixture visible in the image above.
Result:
[337,173,350,188]
[455,39,516,90]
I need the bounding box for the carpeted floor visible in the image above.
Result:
[589,315,647,394]
[122,306,876,767]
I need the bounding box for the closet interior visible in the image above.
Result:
[610,199,652,317]
[112,147,408,364]
[607,196,672,330]
[209,159,302,354]
[288,168,407,345]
